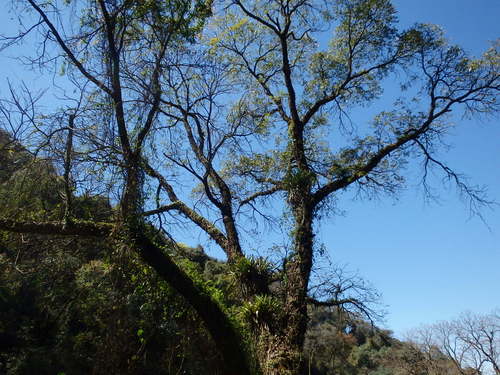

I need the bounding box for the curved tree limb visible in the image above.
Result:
[0,218,113,237]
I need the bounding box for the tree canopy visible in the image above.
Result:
[0,0,498,374]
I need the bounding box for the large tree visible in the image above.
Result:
[0,0,498,374]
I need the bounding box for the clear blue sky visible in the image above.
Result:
[0,1,498,338]
[321,0,500,337]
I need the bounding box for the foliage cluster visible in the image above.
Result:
[0,139,222,374]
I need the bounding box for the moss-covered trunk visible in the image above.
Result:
[255,196,314,375]
[121,165,253,375]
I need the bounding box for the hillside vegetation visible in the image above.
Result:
[2,131,495,374]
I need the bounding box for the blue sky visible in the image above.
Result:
[322,0,500,336]
[0,1,498,338]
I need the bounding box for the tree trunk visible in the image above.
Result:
[256,328,305,375]
[255,197,315,375]
[121,165,253,375]
[130,228,253,375]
